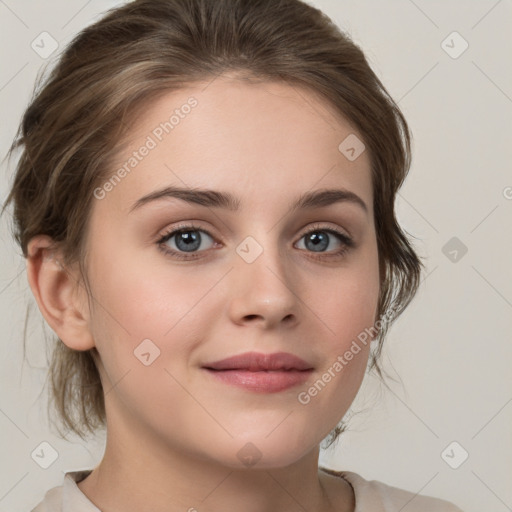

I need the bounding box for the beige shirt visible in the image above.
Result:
[31,467,464,511]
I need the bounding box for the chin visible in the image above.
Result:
[204,433,318,471]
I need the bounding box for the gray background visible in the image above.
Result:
[1,1,511,511]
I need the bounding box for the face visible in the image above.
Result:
[82,75,380,469]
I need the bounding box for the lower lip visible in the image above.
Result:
[203,368,313,393]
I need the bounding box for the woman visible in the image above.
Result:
[2,0,463,510]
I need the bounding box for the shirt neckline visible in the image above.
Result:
[64,467,362,512]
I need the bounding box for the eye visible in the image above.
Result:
[295,224,354,259]
[157,223,217,260]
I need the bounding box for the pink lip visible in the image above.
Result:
[202,351,314,393]
[204,369,313,392]
[203,351,313,371]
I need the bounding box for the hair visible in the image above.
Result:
[2,0,423,445]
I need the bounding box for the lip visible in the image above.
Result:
[202,351,314,393]
[202,351,313,371]
[204,368,313,393]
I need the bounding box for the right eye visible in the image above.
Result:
[156,224,218,260]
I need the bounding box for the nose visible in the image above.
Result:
[227,238,300,329]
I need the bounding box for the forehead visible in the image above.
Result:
[95,75,373,217]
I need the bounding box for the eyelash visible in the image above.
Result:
[156,222,355,261]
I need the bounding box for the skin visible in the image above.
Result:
[26,74,380,512]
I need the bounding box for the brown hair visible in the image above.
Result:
[2,0,423,444]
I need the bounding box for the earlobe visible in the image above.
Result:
[26,235,96,351]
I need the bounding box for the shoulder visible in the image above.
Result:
[320,467,464,512]
[31,470,96,512]
[31,485,62,512]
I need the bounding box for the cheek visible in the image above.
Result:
[85,240,211,385]
[304,247,380,404]
[316,252,380,350]
[317,281,376,389]
[297,279,376,429]
[85,252,213,417]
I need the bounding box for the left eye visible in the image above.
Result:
[295,228,349,253]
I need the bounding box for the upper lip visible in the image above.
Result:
[203,351,313,371]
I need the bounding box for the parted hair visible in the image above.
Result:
[2,0,423,443]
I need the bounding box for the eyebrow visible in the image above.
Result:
[129,186,368,215]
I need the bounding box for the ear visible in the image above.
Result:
[26,235,95,351]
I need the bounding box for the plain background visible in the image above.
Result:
[1,1,511,511]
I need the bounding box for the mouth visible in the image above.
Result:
[202,351,314,393]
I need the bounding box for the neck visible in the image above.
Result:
[77,425,352,512]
